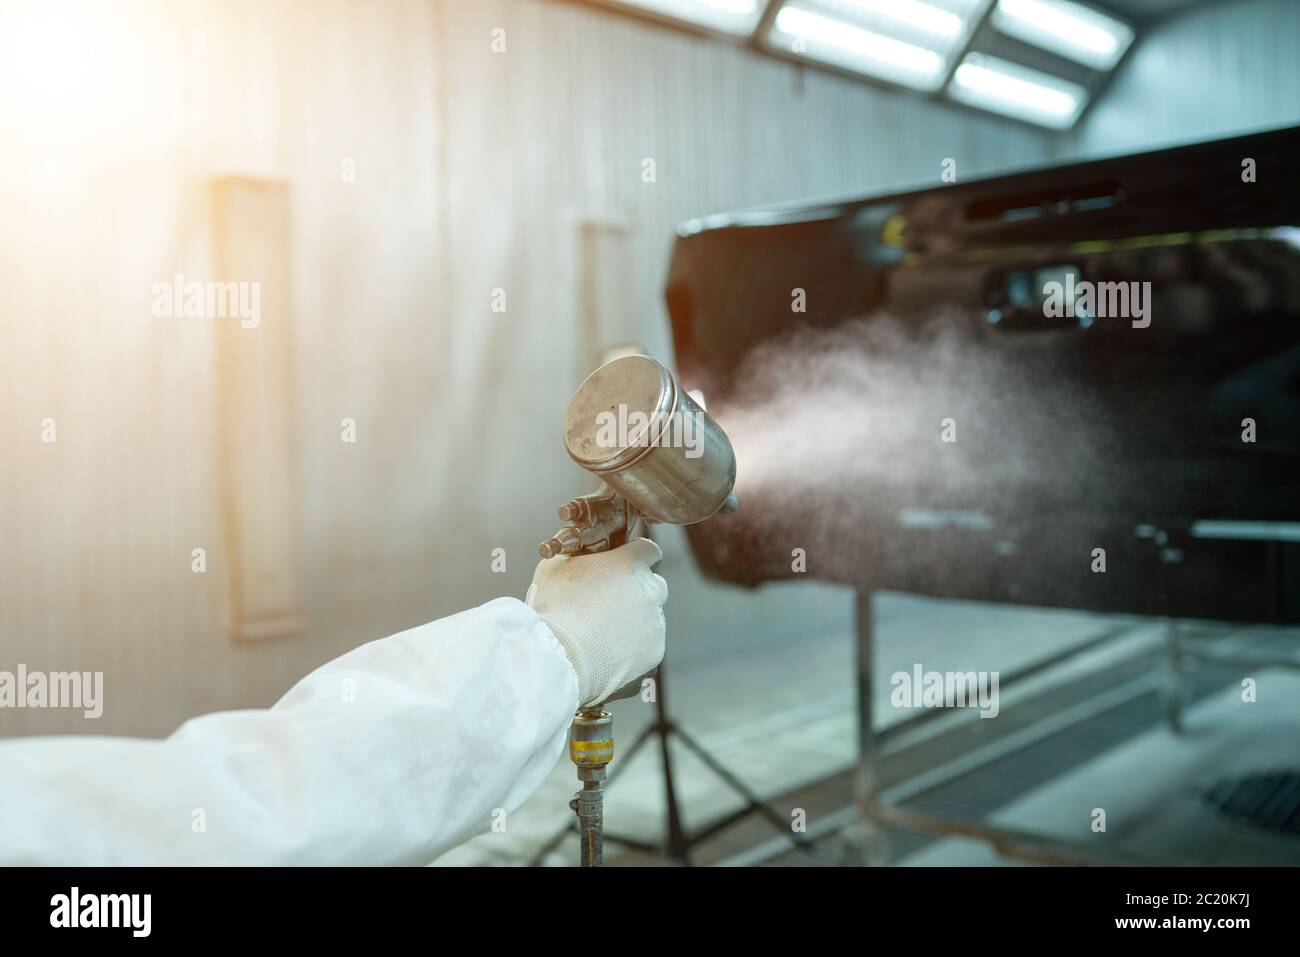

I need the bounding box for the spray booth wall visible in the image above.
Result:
[1065,0,1300,159]
[3,0,1080,739]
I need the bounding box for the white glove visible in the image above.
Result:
[526,538,667,707]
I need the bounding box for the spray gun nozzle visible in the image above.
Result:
[539,525,584,559]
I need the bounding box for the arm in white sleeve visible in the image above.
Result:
[0,597,578,866]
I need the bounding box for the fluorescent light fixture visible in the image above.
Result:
[600,0,764,36]
[991,0,1134,70]
[771,4,951,91]
[948,52,1087,128]
[839,0,965,39]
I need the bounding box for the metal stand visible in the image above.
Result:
[532,658,812,866]
[843,588,890,866]
[1163,618,1187,734]
[847,587,1146,866]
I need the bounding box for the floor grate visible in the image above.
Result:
[1203,770,1300,836]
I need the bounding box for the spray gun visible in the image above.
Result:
[538,486,639,559]
[539,354,737,866]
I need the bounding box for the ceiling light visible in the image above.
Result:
[839,0,965,39]
[771,4,950,91]
[948,52,1087,128]
[601,0,764,36]
[991,0,1134,71]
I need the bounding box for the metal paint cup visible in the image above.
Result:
[563,355,736,525]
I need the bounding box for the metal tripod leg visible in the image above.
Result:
[1163,618,1186,734]
[603,661,814,864]
[843,588,889,866]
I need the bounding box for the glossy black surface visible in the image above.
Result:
[668,127,1300,622]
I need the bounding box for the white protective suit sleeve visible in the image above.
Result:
[0,597,578,866]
